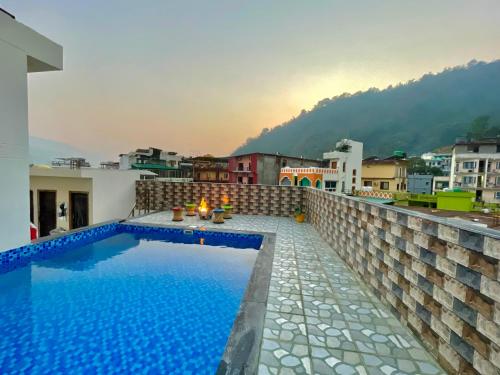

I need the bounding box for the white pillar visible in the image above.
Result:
[0,11,62,251]
[0,40,30,250]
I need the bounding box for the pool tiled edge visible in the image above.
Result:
[217,232,276,374]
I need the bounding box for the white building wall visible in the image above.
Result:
[323,139,363,193]
[82,169,146,223]
[0,12,62,251]
[0,40,30,250]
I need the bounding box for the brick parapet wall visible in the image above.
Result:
[135,181,304,217]
[305,188,499,375]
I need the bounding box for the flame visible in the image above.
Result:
[222,195,229,205]
[199,197,208,213]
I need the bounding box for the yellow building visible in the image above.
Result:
[361,158,408,192]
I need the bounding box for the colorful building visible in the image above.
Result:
[191,156,229,183]
[228,153,322,185]
[361,156,408,192]
[279,167,338,190]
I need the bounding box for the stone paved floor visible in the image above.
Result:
[130,213,446,375]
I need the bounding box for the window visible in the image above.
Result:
[352,177,356,183]
[315,180,321,189]
[396,183,400,191]
[281,159,288,167]
[325,181,337,192]
[237,176,243,184]
[463,161,476,170]
[331,161,337,169]
[497,145,500,153]
[496,192,500,200]
[342,162,346,172]
[352,169,357,176]
[462,176,475,185]
[363,180,372,187]
[496,162,500,170]
[238,163,244,171]
[467,145,479,152]
[299,177,311,187]
[380,181,389,190]
[496,176,500,186]
[280,177,291,186]
[293,176,298,186]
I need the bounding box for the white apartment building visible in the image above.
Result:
[450,138,500,203]
[0,10,63,251]
[322,139,363,194]
[119,147,183,170]
[421,152,452,175]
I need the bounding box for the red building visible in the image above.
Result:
[228,153,322,185]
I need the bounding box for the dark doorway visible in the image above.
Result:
[70,192,89,229]
[38,191,56,237]
[29,190,34,223]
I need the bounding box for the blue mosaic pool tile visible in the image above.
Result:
[119,223,263,250]
[0,223,119,273]
[0,222,262,274]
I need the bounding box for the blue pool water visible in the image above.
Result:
[0,227,261,374]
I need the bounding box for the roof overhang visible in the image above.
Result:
[0,10,63,72]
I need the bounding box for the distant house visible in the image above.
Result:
[191,156,229,183]
[407,174,433,194]
[450,137,500,202]
[119,147,192,180]
[279,167,338,190]
[433,176,450,193]
[361,155,408,192]
[228,153,322,185]
[322,139,363,193]
[421,152,452,175]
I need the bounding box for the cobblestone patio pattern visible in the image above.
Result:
[131,213,446,375]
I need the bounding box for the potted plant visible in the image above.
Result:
[172,206,184,222]
[212,208,225,224]
[294,207,305,223]
[185,202,196,216]
[222,204,233,219]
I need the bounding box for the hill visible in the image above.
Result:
[29,136,104,166]
[233,60,500,158]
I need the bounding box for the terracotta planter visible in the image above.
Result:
[172,207,184,221]
[212,208,225,224]
[295,213,305,223]
[185,204,196,216]
[222,205,233,219]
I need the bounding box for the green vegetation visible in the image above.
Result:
[233,60,500,158]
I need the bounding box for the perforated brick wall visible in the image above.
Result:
[305,188,499,375]
[135,181,304,217]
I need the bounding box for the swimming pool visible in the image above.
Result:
[0,223,264,374]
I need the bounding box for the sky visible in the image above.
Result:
[2,0,500,160]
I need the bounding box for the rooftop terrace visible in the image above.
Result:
[131,212,446,374]
[133,180,500,375]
